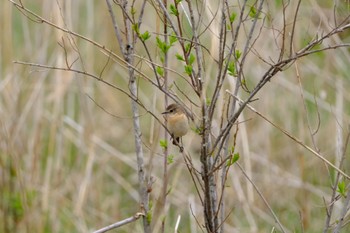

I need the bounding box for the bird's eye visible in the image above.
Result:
[170,109,174,112]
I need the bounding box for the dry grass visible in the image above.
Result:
[1,0,350,232]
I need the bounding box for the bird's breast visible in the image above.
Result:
[168,114,189,137]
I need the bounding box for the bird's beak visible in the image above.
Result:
[162,111,168,115]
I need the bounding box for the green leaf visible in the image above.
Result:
[141,31,151,41]
[175,0,182,4]
[229,12,237,23]
[169,34,178,45]
[227,61,236,76]
[249,6,257,18]
[192,126,203,135]
[146,211,152,223]
[175,53,185,61]
[235,50,241,59]
[227,153,240,166]
[131,7,136,15]
[159,54,165,63]
[170,4,179,16]
[188,53,195,65]
[229,146,235,154]
[249,5,260,19]
[159,139,168,149]
[156,67,164,76]
[185,43,191,53]
[167,154,174,164]
[184,65,193,75]
[146,201,153,223]
[156,37,164,51]
[206,98,211,105]
[132,24,140,35]
[156,37,170,54]
[337,181,347,198]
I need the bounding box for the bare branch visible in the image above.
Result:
[294,60,319,152]
[105,0,125,53]
[333,186,350,233]
[228,92,350,180]
[323,126,350,232]
[289,0,301,57]
[93,212,145,233]
[154,0,181,37]
[236,162,288,233]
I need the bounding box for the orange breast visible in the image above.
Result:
[167,113,189,137]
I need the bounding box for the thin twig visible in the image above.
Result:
[189,204,205,233]
[229,92,350,180]
[212,41,350,157]
[294,60,319,152]
[289,0,301,57]
[182,150,204,202]
[9,0,185,110]
[333,186,350,233]
[105,0,125,53]
[236,162,288,233]
[323,126,350,232]
[93,212,144,233]
[13,60,168,130]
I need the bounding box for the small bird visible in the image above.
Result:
[162,103,189,151]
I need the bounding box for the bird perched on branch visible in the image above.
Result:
[162,103,190,152]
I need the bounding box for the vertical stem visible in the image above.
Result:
[161,0,169,231]
[105,0,151,231]
[128,54,151,233]
[333,187,350,233]
[335,78,343,168]
[323,127,350,233]
[185,0,218,231]
[200,103,216,232]
[186,0,203,92]
[217,1,264,232]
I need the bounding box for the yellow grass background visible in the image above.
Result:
[1,0,350,232]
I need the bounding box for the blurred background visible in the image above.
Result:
[1,0,350,232]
